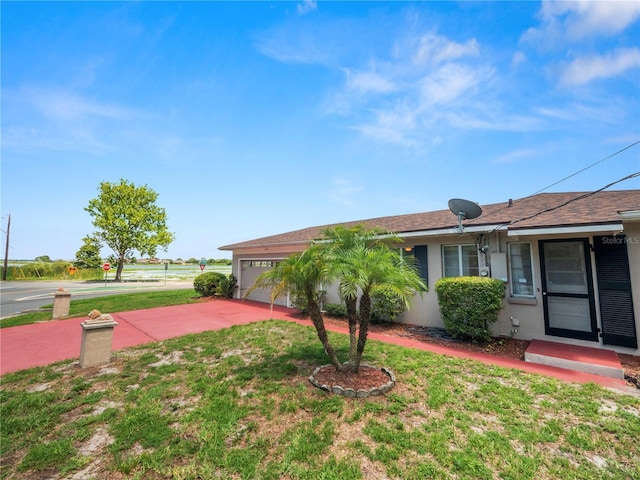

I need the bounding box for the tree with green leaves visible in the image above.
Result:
[323,225,427,372]
[250,245,343,370]
[251,225,426,373]
[85,179,175,282]
[74,235,103,269]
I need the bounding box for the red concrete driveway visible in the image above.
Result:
[0,299,631,392]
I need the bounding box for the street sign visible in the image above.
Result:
[103,263,111,271]
[68,266,78,275]
[199,258,206,272]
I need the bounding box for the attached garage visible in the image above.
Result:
[239,260,289,307]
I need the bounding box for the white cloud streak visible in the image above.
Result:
[333,32,497,146]
[297,0,317,16]
[328,177,363,206]
[259,6,638,148]
[492,148,536,164]
[24,87,137,122]
[413,34,479,66]
[524,0,640,44]
[560,48,640,86]
[345,70,397,94]
[540,0,640,40]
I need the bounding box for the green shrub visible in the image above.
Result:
[434,276,505,342]
[1,262,104,281]
[194,272,226,297]
[371,286,406,323]
[324,303,348,318]
[291,289,326,314]
[217,274,237,299]
[194,272,237,298]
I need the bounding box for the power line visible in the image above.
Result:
[480,140,640,221]
[531,140,640,196]
[508,171,640,228]
[482,171,640,236]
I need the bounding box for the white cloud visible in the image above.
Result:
[541,0,640,39]
[328,177,363,206]
[535,106,576,121]
[413,33,479,66]
[297,0,317,16]
[260,15,545,148]
[25,87,136,122]
[511,51,527,68]
[492,148,536,164]
[524,0,640,44]
[339,32,494,146]
[419,63,489,106]
[345,69,396,94]
[354,105,418,146]
[560,48,640,86]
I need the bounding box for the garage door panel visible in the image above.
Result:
[240,261,288,306]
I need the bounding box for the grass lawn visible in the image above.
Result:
[1,320,639,480]
[1,289,200,329]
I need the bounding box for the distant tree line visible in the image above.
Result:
[20,255,232,266]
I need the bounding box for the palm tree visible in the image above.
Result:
[249,245,343,370]
[321,225,385,363]
[323,227,427,372]
[250,225,427,375]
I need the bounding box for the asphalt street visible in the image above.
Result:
[0,280,194,319]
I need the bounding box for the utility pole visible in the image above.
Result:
[2,214,10,281]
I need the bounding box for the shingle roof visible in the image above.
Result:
[219,190,640,250]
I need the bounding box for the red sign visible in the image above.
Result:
[103,263,111,271]
[199,264,206,272]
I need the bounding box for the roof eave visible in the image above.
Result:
[507,222,624,237]
[219,239,312,251]
[398,224,507,238]
[619,210,640,222]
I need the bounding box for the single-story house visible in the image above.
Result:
[220,190,640,356]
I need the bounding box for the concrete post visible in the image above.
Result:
[79,313,118,368]
[52,288,72,319]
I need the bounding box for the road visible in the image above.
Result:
[0,280,194,319]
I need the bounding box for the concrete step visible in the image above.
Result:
[524,340,624,380]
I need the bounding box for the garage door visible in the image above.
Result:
[239,260,288,307]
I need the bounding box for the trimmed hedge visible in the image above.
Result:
[324,303,348,318]
[324,287,406,323]
[371,286,406,323]
[194,272,237,298]
[434,276,505,342]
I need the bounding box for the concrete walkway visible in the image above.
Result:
[0,299,631,393]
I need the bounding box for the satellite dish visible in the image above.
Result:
[448,198,482,234]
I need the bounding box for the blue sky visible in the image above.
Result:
[2,1,639,261]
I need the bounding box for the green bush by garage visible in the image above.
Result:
[193,272,237,298]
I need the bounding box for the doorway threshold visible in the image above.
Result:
[525,340,624,379]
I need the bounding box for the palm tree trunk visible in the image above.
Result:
[352,291,372,373]
[345,296,358,361]
[307,299,344,371]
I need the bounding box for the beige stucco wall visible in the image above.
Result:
[231,224,640,356]
[394,229,639,356]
